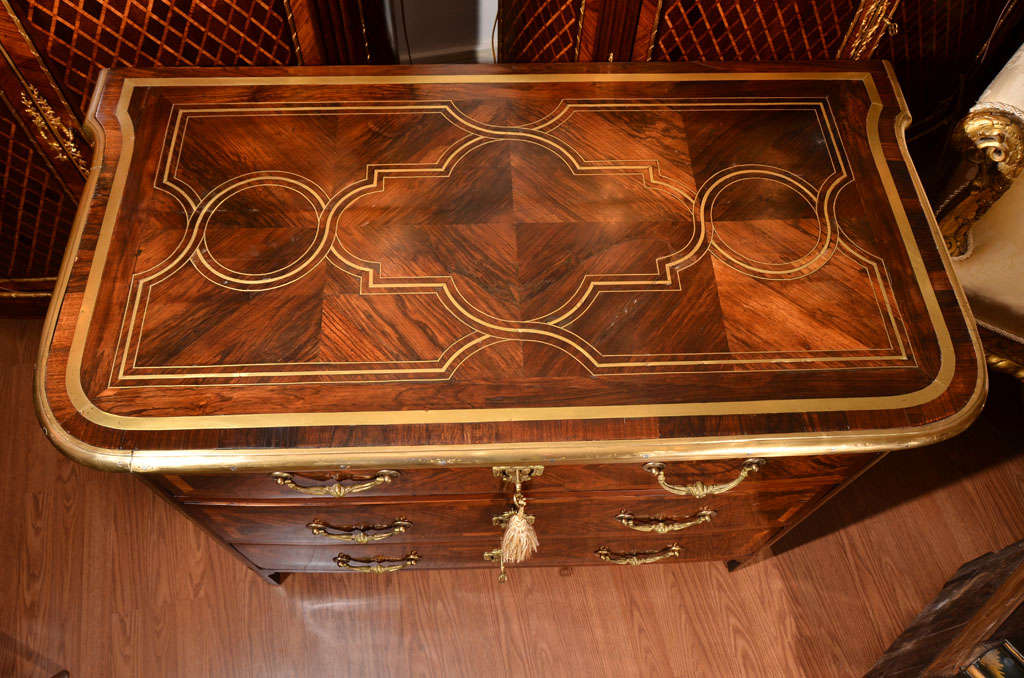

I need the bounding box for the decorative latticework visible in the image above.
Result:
[8,0,299,117]
[0,95,76,280]
[501,0,581,62]
[651,0,859,61]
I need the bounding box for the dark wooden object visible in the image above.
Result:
[867,540,1024,677]
[36,62,985,581]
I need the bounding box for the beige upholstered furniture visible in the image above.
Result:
[940,42,1024,378]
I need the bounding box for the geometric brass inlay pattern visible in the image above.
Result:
[110,97,913,387]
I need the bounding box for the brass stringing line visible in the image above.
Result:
[113,340,919,390]
[819,93,915,364]
[124,331,487,372]
[116,173,333,381]
[163,107,200,210]
[152,104,197,215]
[145,172,330,283]
[126,285,153,377]
[116,97,908,384]
[161,102,466,211]
[844,244,900,355]
[123,343,906,372]
[115,334,506,383]
[701,168,842,280]
[703,170,830,275]
[194,181,326,279]
[838,233,908,359]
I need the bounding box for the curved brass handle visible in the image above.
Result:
[594,543,681,565]
[642,459,765,498]
[333,551,420,573]
[307,518,412,543]
[271,470,398,497]
[615,508,716,533]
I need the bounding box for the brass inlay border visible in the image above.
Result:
[30,68,986,472]
[108,95,910,386]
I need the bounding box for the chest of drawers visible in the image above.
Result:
[36,62,985,584]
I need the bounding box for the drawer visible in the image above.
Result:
[234,529,776,572]
[186,486,825,546]
[152,453,874,501]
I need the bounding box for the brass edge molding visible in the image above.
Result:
[20,84,87,174]
[882,60,989,421]
[837,0,899,60]
[34,69,130,472]
[34,67,985,472]
[938,103,1024,257]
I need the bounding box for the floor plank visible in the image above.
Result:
[3,318,1023,677]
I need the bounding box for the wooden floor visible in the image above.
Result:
[3,318,1023,678]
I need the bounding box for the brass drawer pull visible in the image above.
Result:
[333,551,420,573]
[270,470,399,497]
[642,459,765,498]
[616,508,716,533]
[307,518,412,543]
[595,543,681,565]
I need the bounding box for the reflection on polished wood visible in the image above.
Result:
[6,319,1024,676]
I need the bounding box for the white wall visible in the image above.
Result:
[387,0,499,63]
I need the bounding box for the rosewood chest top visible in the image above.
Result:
[36,63,986,473]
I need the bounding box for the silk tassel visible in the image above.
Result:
[501,502,539,564]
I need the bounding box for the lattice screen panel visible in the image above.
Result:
[501,0,581,62]
[0,95,76,280]
[8,0,299,117]
[650,0,859,61]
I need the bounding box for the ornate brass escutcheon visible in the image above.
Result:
[615,508,716,533]
[642,459,766,498]
[333,551,420,573]
[307,518,412,543]
[594,543,681,565]
[486,465,544,582]
[270,470,399,497]
[492,465,544,482]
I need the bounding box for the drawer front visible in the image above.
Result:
[153,453,874,501]
[234,530,776,572]
[187,486,825,546]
